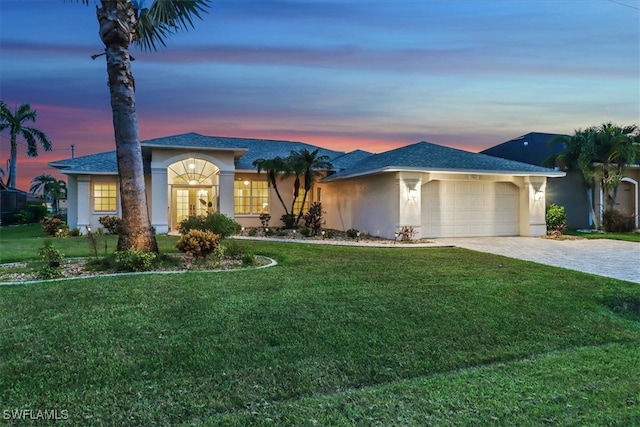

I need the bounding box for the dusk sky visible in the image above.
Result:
[1,0,638,190]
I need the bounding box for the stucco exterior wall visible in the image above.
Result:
[321,173,399,239]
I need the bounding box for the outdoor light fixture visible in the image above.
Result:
[408,189,418,200]
[321,230,326,240]
[534,190,544,201]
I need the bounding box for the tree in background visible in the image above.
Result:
[547,122,639,229]
[29,174,67,215]
[288,148,332,225]
[0,101,52,189]
[253,156,291,221]
[77,0,211,252]
[254,149,333,228]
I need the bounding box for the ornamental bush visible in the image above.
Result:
[98,215,122,234]
[176,229,221,259]
[178,213,241,238]
[545,204,567,235]
[41,216,69,237]
[303,202,324,235]
[114,249,157,272]
[346,228,360,239]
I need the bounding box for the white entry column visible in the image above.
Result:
[150,167,169,234]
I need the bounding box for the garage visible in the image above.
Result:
[421,180,520,238]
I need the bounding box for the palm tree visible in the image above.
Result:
[78,0,211,252]
[547,122,639,228]
[288,148,332,225]
[253,156,290,216]
[0,101,52,189]
[29,174,67,215]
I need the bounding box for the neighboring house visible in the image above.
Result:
[482,132,639,229]
[50,132,564,239]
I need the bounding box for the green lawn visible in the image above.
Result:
[1,233,639,425]
[565,229,640,243]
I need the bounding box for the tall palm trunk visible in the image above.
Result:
[8,136,17,188]
[98,0,158,252]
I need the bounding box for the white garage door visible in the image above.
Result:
[422,180,519,238]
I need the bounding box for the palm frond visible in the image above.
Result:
[134,0,211,51]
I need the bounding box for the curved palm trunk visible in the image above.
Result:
[98,1,158,252]
[269,171,289,215]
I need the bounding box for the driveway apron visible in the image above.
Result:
[434,237,640,284]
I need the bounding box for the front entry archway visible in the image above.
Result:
[167,157,220,231]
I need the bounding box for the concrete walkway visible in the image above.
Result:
[433,237,640,284]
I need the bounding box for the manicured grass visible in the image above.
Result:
[0,224,180,263]
[1,240,639,425]
[565,229,640,243]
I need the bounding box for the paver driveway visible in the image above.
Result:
[434,237,640,284]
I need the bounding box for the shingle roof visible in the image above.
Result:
[49,133,563,178]
[50,133,347,174]
[49,151,118,174]
[480,132,567,166]
[141,132,345,170]
[328,149,373,171]
[324,140,563,181]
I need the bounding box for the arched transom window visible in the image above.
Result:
[168,158,219,185]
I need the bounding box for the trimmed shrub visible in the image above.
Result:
[41,216,69,237]
[299,226,311,237]
[242,252,257,266]
[68,228,82,236]
[114,249,157,272]
[176,229,221,259]
[38,240,64,263]
[99,215,122,234]
[346,228,360,239]
[37,240,64,279]
[12,210,31,224]
[280,213,296,229]
[602,209,635,233]
[37,265,63,280]
[545,204,567,235]
[178,213,241,237]
[397,226,417,241]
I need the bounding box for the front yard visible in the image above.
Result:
[0,227,639,425]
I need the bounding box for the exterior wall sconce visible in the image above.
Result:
[408,189,418,200]
[534,190,544,201]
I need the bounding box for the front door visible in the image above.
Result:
[172,186,217,230]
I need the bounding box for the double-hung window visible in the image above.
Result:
[234,179,269,215]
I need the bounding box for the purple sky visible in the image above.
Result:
[1,0,638,190]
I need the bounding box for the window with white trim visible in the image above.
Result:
[93,183,117,212]
[234,179,269,215]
